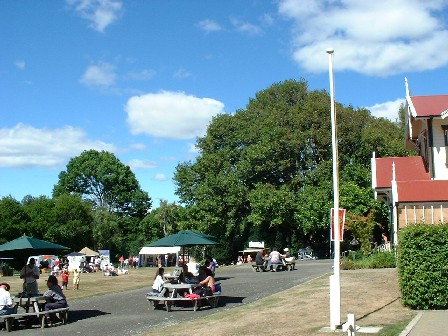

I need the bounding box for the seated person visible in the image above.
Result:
[267,249,283,271]
[283,248,295,263]
[151,267,169,296]
[178,265,196,284]
[205,255,216,275]
[0,282,14,316]
[43,275,68,324]
[255,250,267,270]
[186,257,199,276]
[196,266,216,296]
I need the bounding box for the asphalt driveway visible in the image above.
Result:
[15,259,333,336]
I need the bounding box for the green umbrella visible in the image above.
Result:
[0,235,68,257]
[147,230,218,247]
[146,230,219,265]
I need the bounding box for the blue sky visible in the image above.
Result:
[2,0,448,207]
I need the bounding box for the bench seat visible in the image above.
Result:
[1,307,69,331]
[146,292,221,312]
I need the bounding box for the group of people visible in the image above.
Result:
[151,255,218,299]
[0,260,69,326]
[255,248,292,272]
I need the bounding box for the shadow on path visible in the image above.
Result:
[68,309,111,323]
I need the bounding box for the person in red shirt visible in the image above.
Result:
[61,268,69,290]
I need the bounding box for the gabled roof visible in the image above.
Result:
[374,156,430,189]
[409,95,448,118]
[396,180,448,202]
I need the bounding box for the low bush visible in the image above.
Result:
[341,251,395,270]
[398,224,448,309]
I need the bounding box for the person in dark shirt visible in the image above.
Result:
[44,275,67,324]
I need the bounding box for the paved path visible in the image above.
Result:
[15,259,333,335]
[401,310,448,336]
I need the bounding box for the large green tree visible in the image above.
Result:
[174,79,412,261]
[53,150,151,217]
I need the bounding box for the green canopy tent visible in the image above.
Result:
[146,230,219,264]
[0,235,68,265]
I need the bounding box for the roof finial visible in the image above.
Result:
[405,77,410,97]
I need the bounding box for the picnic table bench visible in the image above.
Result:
[146,291,221,312]
[146,284,221,312]
[251,260,296,272]
[1,307,69,331]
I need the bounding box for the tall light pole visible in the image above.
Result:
[327,47,341,330]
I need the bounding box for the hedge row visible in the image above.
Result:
[398,224,448,309]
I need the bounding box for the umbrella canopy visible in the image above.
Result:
[79,247,99,256]
[0,235,68,256]
[64,251,86,257]
[147,230,218,247]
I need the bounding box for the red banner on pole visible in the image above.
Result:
[330,208,346,241]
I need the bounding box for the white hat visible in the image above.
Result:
[284,248,289,252]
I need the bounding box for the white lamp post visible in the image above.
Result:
[327,47,341,330]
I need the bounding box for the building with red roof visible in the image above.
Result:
[371,79,448,245]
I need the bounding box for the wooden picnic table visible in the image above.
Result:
[163,282,197,298]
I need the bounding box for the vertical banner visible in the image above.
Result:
[98,249,110,270]
[330,208,346,241]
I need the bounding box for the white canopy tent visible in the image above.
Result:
[139,246,181,267]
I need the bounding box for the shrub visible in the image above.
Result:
[398,224,448,309]
[340,251,395,270]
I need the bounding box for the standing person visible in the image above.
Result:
[119,256,124,269]
[206,255,216,275]
[61,268,69,290]
[73,268,80,290]
[0,282,14,316]
[43,275,67,324]
[20,257,40,295]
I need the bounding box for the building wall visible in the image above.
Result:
[431,119,448,179]
[397,203,448,228]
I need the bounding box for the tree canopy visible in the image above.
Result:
[174,79,412,258]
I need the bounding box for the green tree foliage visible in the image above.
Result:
[0,196,30,243]
[22,195,56,238]
[53,150,151,218]
[174,79,411,261]
[45,194,94,251]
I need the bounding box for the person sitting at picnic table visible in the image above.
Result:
[268,249,283,271]
[43,275,68,324]
[186,257,200,276]
[196,266,216,296]
[0,282,14,316]
[178,264,196,284]
[255,250,266,270]
[151,268,170,296]
[20,257,40,295]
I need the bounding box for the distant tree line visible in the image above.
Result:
[0,79,412,265]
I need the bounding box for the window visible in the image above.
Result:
[442,125,448,146]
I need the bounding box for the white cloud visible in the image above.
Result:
[125,69,155,81]
[0,123,116,168]
[366,98,405,121]
[278,0,448,76]
[230,17,262,35]
[198,19,222,33]
[81,62,116,87]
[15,60,25,70]
[154,173,167,181]
[67,0,123,33]
[173,68,192,79]
[125,91,225,140]
[128,159,157,170]
[129,143,146,150]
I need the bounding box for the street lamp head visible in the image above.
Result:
[326,48,334,54]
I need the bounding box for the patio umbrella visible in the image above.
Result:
[146,230,218,248]
[146,230,219,264]
[64,251,86,257]
[0,235,68,258]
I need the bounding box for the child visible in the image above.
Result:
[61,268,69,290]
[73,268,80,290]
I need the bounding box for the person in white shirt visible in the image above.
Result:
[268,249,283,271]
[0,282,14,315]
[151,268,169,295]
[20,258,40,294]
